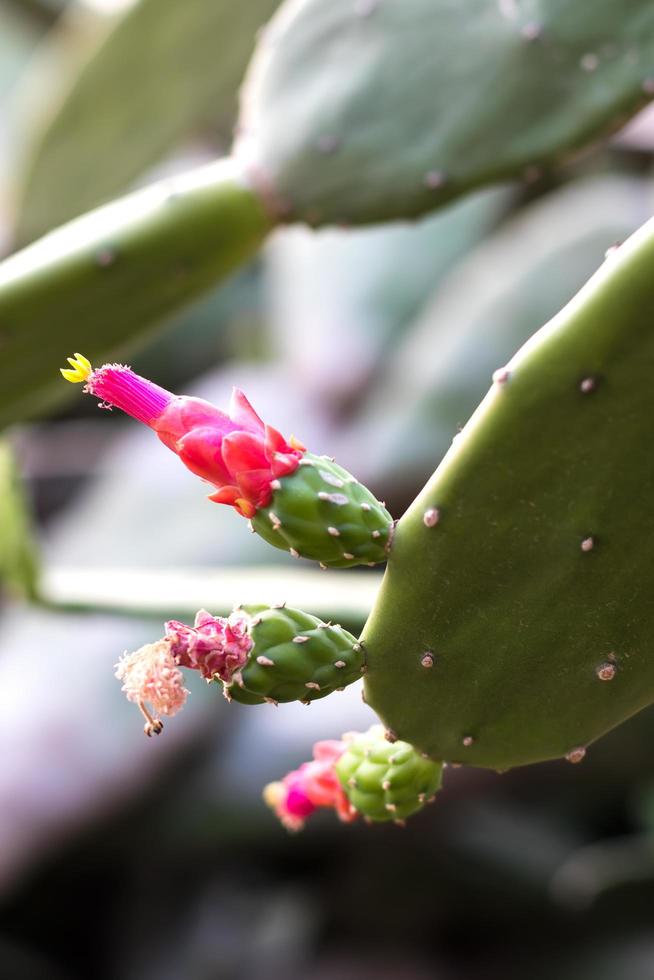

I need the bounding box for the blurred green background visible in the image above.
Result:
[2,1,654,977]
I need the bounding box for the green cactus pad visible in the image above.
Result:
[225,604,364,704]
[250,453,393,568]
[362,214,654,771]
[239,0,654,225]
[335,726,443,823]
[0,159,271,428]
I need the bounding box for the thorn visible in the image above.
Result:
[319,563,328,570]
[348,776,357,788]
[289,547,300,558]
[371,530,381,539]
[271,600,286,608]
[301,698,311,706]
[305,681,321,690]
[256,655,275,667]
[394,819,407,828]
[247,520,255,534]
[293,635,310,644]
[580,376,597,394]
[420,653,434,668]
[318,491,348,505]
[343,552,355,560]
[95,246,117,267]
[581,536,595,552]
[268,511,281,529]
[327,526,341,537]
[361,503,371,512]
[382,779,391,791]
[423,507,440,528]
[334,660,346,668]
[223,686,233,703]
[565,747,587,764]
[353,643,362,652]
[418,793,427,803]
[251,616,262,626]
[597,663,616,681]
[385,729,398,743]
[299,457,315,466]
[492,367,510,385]
[264,697,279,706]
[361,688,367,704]
[270,479,281,490]
[462,735,474,747]
[385,803,397,812]
[367,562,376,567]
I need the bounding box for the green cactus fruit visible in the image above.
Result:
[250,453,393,568]
[335,726,443,823]
[225,603,365,704]
[362,213,654,771]
[238,0,654,226]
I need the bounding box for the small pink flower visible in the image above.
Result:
[115,639,189,736]
[61,355,304,518]
[263,738,357,831]
[166,609,252,682]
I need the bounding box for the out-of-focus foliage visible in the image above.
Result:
[13,0,280,243]
[0,440,38,598]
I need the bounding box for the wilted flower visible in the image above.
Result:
[61,354,304,517]
[166,609,252,682]
[115,639,189,736]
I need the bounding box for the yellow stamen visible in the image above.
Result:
[60,352,93,383]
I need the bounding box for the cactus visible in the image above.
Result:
[361,213,654,771]
[265,725,443,830]
[0,160,271,428]
[250,453,393,568]
[61,357,393,568]
[334,725,443,824]
[224,604,364,704]
[238,0,654,225]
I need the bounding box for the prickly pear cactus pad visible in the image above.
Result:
[250,453,393,568]
[362,215,654,770]
[335,726,443,823]
[238,0,654,225]
[226,604,364,704]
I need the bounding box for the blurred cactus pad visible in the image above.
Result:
[362,215,654,771]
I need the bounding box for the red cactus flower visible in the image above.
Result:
[263,738,358,831]
[61,354,304,517]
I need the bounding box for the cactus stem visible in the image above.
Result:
[581,536,595,552]
[334,660,347,668]
[597,663,617,681]
[256,655,275,667]
[565,747,587,764]
[462,735,474,747]
[580,376,598,394]
[420,653,435,668]
[385,729,398,743]
[293,635,310,644]
[492,367,511,385]
[423,507,440,528]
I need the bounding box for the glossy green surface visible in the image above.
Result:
[363,214,654,769]
[251,453,393,568]
[225,604,363,704]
